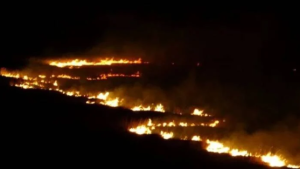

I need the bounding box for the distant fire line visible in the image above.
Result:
[47,58,148,68]
[1,70,141,81]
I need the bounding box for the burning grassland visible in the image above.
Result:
[128,118,300,168]
[0,67,140,81]
[46,58,148,68]
[0,58,299,168]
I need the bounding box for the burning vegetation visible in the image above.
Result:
[0,57,299,168]
[47,58,147,68]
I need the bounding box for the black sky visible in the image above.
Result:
[1,6,299,70]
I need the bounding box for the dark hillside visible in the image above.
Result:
[0,77,271,168]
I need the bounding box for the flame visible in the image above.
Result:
[128,118,220,136]
[53,81,58,86]
[131,104,165,112]
[38,75,46,78]
[191,135,201,141]
[0,69,151,111]
[261,154,286,167]
[96,92,109,100]
[131,105,151,111]
[154,104,165,112]
[208,120,219,127]
[128,119,299,168]
[205,140,296,168]
[87,72,140,80]
[129,125,152,135]
[206,140,230,153]
[288,165,300,169]
[103,98,119,107]
[55,74,80,80]
[48,58,144,68]
[229,149,249,157]
[191,109,211,117]
[160,131,173,139]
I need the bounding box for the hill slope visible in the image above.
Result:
[0,77,270,168]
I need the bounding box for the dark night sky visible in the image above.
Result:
[1,6,299,70]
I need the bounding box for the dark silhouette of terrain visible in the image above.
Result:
[1,76,273,168]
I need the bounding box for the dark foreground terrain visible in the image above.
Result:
[1,77,272,168]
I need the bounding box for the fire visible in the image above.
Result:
[229,149,249,157]
[38,75,46,78]
[0,68,20,78]
[288,165,300,169]
[205,140,251,157]
[261,154,286,167]
[102,98,119,107]
[53,81,58,86]
[0,69,157,111]
[87,72,140,80]
[128,119,299,168]
[128,118,221,138]
[129,125,152,135]
[206,140,230,154]
[131,104,165,112]
[160,131,173,139]
[1,65,299,168]
[131,105,151,111]
[208,120,219,127]
[48,58,144,68]
[97,92,109,100]
[131,119,220,129]
[205,140,290,167]
[191,109,211,117]
[191,135,201,141]
[106,71,140,78]
[55,74,80,80]
[128,125,174,140]
[154,104,165,112]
